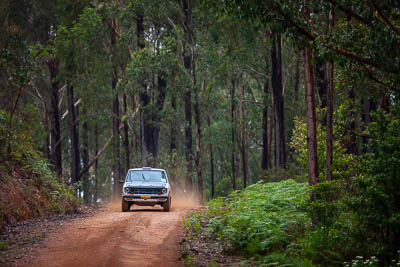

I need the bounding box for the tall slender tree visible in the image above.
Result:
[303,0,319,187]
[182,0,194,194]
[261,60,270,171]
[82,108,90,203]
[270,32,286,168]
[326,6,334,181]
[231,78,236,189]
[123,94,130,173]
[111,18,121,199]
[240,78,248,188]
[47,57,62,178]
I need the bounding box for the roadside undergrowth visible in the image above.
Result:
[0,159,80,232]
[182,179,312,266]
[0,109,79,232]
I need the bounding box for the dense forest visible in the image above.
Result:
[1,0,400,266]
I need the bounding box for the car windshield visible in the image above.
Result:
[125,170,167,183]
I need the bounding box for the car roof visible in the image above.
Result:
[128,167,166,172]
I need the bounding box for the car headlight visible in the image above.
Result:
[124,187,130,194]
[162,188,167,194]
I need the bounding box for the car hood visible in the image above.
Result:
[124,181,167,187]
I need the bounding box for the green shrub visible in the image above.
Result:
[0,109,80,228]
[349,106,400,264]
[290,110,357,181]
[202,180,310,257]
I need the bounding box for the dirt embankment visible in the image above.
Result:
[0,165,79,232]
[13,198,197,267]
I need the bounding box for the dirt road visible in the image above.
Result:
[16,201,195,267]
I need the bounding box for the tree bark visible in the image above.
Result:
[94,122,98,203]
[44,105,50,160]
[123,94,130,173]
[304,0,319,187]
[326,6,334,181]
[140,109,147,167]
[111,18,120,200]
[152,74,167,162]
[304,48,319,185]
[268,103,273,169]
[261,76,270,171]
[130,94,138,161]
[294,49,301,102]
[231,78,236,190]
[170,92,177,153]
[47,57,62,178]
[82,109,89,203]
[183,0,193,194]
[271,32,286,168]
[207,113,215,199]
[67,81,80,185]
[240,79,248,188]
[194,76,203,203]
[137,13,147,167]
[316,57,328,111]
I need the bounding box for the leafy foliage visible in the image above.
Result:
[290,110,356,181]
[0,109,79,230]
[349,105,400,263]
[190,180,310,262]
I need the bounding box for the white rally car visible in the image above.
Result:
[121,167,171,212]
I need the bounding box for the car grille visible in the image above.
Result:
[126,187,162,194]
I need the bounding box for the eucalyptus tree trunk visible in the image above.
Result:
[153,74,167,162]
[231,78,236,190]
[94,123,99,203]
[130,94,138,159]
[268,102,274,169]
[183,0,193,194]
[137,13,148,167]
[316,57,328,111]
[326,6,334,181]
[111,18,121,199]
[170,92,177,153]
[67,81,80,185]
[271,32,286,168]
[82,110,89,204]
[294,49,301,102]
[66,38,80,185]
[194,77,203,203]
[240,80,248,188]
[304,48,319,185]
[207,113,215,199]
[123,94,130,173]
[304,0,319,188]
[44,105,50,160]
[261,75,270,171]
[47,57,62,178]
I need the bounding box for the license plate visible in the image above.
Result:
[141,196,151,199]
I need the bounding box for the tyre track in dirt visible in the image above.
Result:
[15,202,195,267]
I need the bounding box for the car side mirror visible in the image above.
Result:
[119,180,124,183]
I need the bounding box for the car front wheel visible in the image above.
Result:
[163,197,171,212]
[122,199,130,212]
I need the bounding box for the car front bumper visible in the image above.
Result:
[122,195,169,202]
